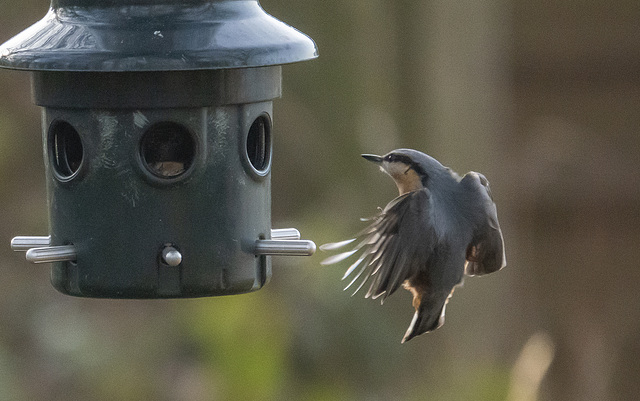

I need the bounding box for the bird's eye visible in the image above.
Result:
[385,154,396,162]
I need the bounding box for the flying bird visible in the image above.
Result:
[321,149,506,342]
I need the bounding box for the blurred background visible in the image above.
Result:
[1,0,639,400]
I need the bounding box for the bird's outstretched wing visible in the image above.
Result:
[460,173,506,276]
[321,189,436,302]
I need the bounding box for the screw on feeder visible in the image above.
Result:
[162,246,183,267]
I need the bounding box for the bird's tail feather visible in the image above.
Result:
[401,294,449,343]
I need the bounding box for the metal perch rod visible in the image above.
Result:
[13,228,315,262]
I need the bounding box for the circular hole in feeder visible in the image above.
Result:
[49,121,83,180]
[246,115,272,174]
[141,122,195,178]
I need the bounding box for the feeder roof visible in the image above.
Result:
[0,0,318,72]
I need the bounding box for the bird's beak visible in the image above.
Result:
[361,154,383,164]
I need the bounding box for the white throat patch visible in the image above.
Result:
[382,161,424,195]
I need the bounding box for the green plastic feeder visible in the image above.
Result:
[1,0,317,298]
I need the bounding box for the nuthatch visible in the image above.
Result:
[321,149,506,343]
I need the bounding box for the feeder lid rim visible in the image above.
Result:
[0,1,318,72]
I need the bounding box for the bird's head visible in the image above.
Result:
[362,149,448,195]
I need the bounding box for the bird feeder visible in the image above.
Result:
[0,0,317,298]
